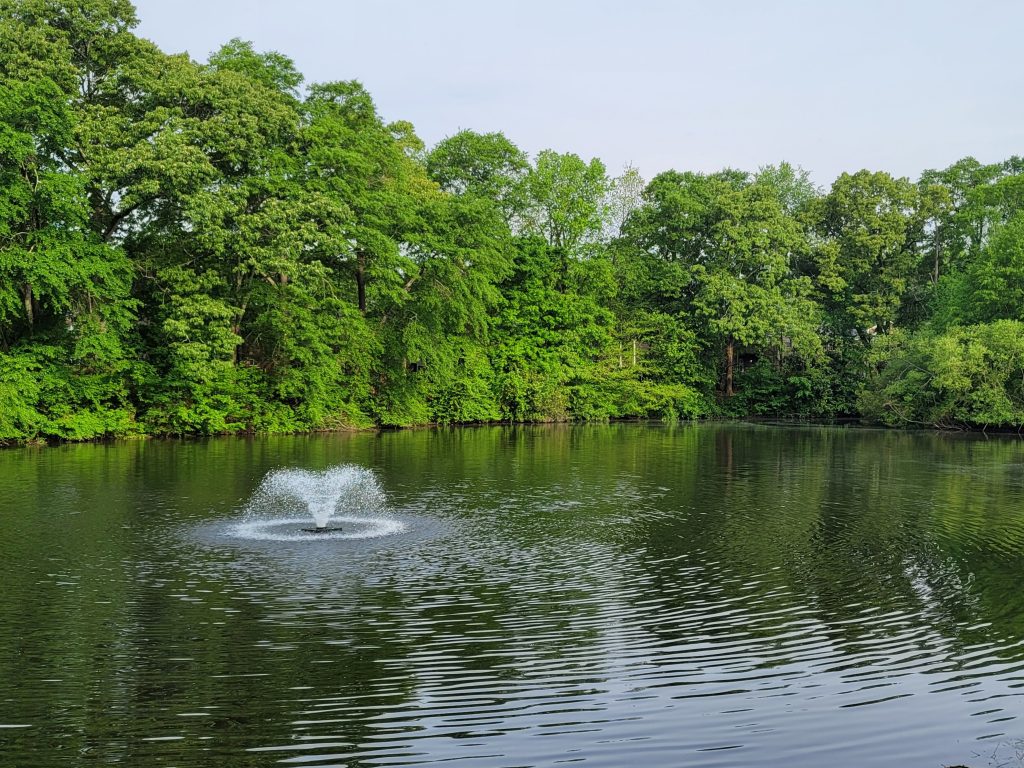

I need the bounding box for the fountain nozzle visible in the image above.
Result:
[301,525,341,534]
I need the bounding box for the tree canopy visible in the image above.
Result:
[2,0,1023,442]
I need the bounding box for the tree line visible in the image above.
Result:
[3,0,1024,442]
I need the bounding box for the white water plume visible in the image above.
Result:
[229,465,404,541]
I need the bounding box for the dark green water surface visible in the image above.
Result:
[2,423,1024,767]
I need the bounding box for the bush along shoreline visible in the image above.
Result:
[3,1,1024,445]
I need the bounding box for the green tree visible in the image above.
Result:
[426,129,528,224]
[860,321,1024,429]
[0,0,141,440]
[754,162,818,216]
[302,81,424,316]
[519,150,609,259]
[811,170,922,342]
[625,170,821,398]
[955,213,1024,325]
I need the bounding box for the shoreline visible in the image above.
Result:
[4,414,1022,451]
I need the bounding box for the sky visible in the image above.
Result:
[132,0,1024,187]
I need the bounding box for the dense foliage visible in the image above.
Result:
[2,0,1023,442]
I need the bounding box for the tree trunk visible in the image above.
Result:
[230,323,240,365]
[21,283,34,328]
[725,336,735,397]
[356,254,366,314]
[230,296,249,366]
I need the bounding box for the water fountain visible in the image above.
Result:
[229,465,405,541]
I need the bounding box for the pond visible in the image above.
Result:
[2,423,1024,767]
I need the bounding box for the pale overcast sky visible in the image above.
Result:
[132,0,1023,186]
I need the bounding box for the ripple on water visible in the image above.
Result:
[5,425,1024,768]
[226,515,407,542]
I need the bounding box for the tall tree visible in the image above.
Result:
[426,129,528,224]
[625,170,821,396]
[811,170,922,342]
[302,81,423,316]
[519,150,609,259]
[0,0,142,439]
[603,164,645,240]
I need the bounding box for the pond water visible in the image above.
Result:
[2,423,1024,767]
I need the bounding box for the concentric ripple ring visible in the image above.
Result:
[226,515,406,541]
